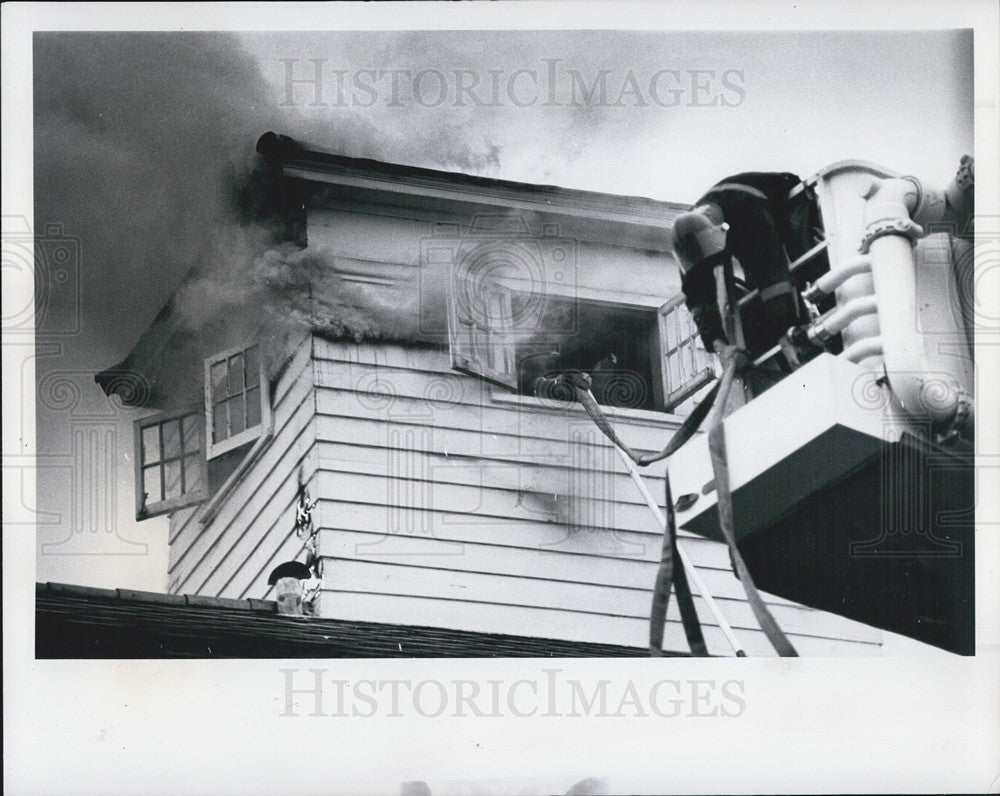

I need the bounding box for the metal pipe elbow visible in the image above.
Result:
[802,254,871,303]
[807,295,878,342]
[895,374,968,429]
[861,178,924,252]
[862,177,964,429]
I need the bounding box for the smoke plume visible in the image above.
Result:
[33,32,503,366]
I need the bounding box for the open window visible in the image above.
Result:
[204,343,271,459]
[447,280,517,388]
[447,284,714,414]
[134,408,207,520]
[656,294,715,412]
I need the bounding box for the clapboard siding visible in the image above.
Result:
[313,438,701,536]
[309,207,427,263]
[316,468,667,536]
[316,592,881,657]
[321,558,879,641]
[167,338,317,598]
[317,526,819,613]
[312,457,696,538]
[312,339,883,654]
[171,385,314,595]
[315,491,731,566]
[313,386,679,456]
[316,530,848,624]
[313,407,678,470]
[168,505,200,547]
[165,335,883,654]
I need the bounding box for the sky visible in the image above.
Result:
[26,28,975,649]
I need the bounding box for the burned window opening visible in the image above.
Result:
[514,296,659,412]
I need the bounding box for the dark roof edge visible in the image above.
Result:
[37,581,278,614]
[256,131,691,219]
[36,582,683,656]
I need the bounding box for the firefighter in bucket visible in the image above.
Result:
[671,171,811,358]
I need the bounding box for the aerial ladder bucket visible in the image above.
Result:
[668,160,976,654]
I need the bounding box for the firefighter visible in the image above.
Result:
[672,172,805,352]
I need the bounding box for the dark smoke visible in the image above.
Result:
[34,32,503,365]
[34,34,285,357]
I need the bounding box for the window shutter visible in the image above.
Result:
[447,280,517,389]
[658,294,715,412]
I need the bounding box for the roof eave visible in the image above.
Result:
[256,131,690,230]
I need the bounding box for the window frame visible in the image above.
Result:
[204,343,272,460]
[447,279,518,389]
[446,275,715,416]
[133,405,208,520]
[657,294,716,412]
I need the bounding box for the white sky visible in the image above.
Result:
[239,29,973,199]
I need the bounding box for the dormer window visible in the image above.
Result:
[134,408,207,519]
[204,344,271,459]
[431,216,713,416]
[446,283,714,415]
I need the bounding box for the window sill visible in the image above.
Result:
[206,424,268,460]
[488,387,690,428]
[137,489,209,522]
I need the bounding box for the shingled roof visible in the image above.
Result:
[36,582,678,658]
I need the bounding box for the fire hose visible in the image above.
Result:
[551,343,797,657]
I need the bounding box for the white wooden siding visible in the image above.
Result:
[167,337,317,600]
[310,337,882,655]
[306,207,680,310]
[165,333,883,654]
[314,592,879,657]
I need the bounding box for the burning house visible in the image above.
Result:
[45,132,971,658]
